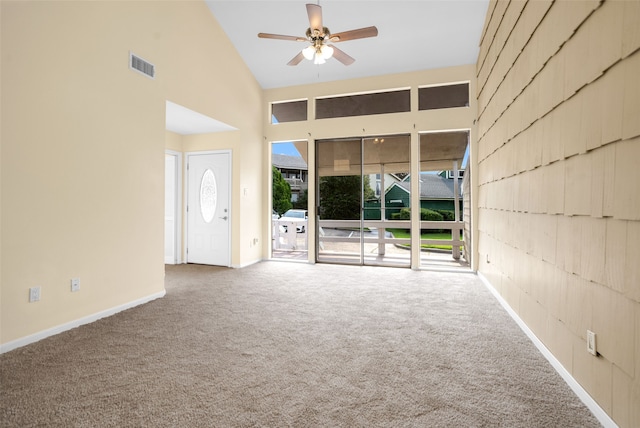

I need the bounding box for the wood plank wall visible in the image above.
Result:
[475,1,640,426]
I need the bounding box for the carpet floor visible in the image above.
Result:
[1,262,600,427]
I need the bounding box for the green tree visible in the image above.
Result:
[272,166,292,215]
[363,176,375,201]
[319,175,375,219]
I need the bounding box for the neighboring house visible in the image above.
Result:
[368,173,405,198]
[272,154,308,202]
[365,172,463,219]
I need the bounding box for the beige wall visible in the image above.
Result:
[1,1,263,347]
[263,66,478,265]
[476,0,640,425]
[165,131,184,153]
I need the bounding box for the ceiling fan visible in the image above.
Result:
[258,3,378,66]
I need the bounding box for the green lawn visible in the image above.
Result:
[386,228,463,251]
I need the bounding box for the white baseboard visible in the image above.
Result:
[476,272,617,428]
[232,258,262,269]
[0,290,166,354]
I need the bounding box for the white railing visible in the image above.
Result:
[418,220,464,260]
[272,219,308,251]
[318,220,464,259]
[272,218,464,259]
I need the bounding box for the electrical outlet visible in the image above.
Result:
[71,278,80,292]
[587,330,597,356]
[29,286,41,302]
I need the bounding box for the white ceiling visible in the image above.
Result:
[166,101,237,135]
[205,0,490,90]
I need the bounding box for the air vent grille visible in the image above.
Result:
[129,52,155,79]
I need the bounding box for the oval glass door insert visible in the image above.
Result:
[200,168,217,223]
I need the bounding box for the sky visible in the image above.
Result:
[272,142,300,156]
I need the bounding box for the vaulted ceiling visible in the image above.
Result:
[205,1,490,89]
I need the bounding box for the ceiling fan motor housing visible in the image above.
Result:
[306,27,331,42]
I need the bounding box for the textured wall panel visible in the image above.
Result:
[476,0,640,424]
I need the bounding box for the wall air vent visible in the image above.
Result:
[129,52,155,79]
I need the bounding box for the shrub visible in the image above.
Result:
[421,208,443,221]
[391,207,411,220]
[434,209,455,221]
[390,208,443,223]
[420,208,443,233]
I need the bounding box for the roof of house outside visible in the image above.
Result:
[272,154,307,170]
[386,173,405,182]
[392,173,462,200]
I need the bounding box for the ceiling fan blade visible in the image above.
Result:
[287,51,305,66]
[330,45,355,66]
[306,4,323,32]
[330,26,378,42]
[258,33,307,42]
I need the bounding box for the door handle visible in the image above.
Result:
[220,216,228,220]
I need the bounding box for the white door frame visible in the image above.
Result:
[165,150,183,264]
[185,150,232,266]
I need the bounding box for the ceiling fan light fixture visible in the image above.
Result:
[313,52,326,65]
[302,46,315,60]
[320,45,334,59]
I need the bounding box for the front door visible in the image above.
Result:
[187,151,231,266]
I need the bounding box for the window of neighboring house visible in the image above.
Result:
[446,170,465,179]
[418,83,469,110]
[271,100,308,124]
[316,89,410,119]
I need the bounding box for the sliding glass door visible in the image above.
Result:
[271,141,309,261]
[316,135,411,267]
[418,131,468,269]
[316,138,363,265]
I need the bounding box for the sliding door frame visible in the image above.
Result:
[316,135,412,268]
